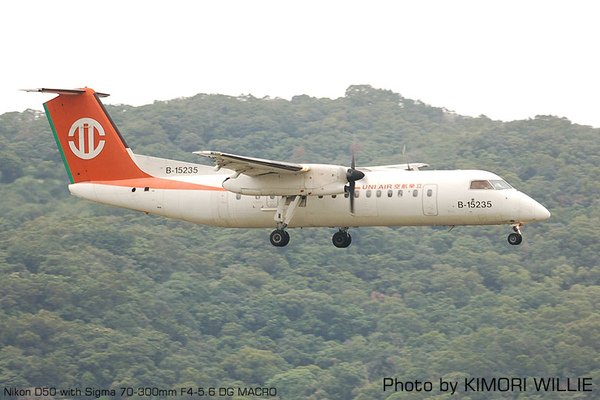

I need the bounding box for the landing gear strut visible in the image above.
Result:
[332,228,352,248]
[270,195,302,247]
[507,224,523,245]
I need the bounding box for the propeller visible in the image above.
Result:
[345,153,365,214]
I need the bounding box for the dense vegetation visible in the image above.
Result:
[0,85,598,399]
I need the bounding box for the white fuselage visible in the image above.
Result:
[67,155,550,230]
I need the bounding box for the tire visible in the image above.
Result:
[507,232,523,245]
[270,229,290,247]
[332,231,352,248]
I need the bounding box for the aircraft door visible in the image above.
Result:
[212,191,230,225]
[150,188,164,212]
[422,184,438,216]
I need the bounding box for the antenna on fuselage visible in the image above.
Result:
[402,144,413,171]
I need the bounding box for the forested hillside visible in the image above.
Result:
[1,85,598,399]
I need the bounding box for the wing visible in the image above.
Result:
[195,151,308,176]
[363,163,430,171]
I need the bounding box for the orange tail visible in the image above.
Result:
[38,88,149,183]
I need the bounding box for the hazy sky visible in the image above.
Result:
[2,0,600,127]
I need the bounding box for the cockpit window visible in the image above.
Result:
[470,179,513,190]
[470,180,494,190]
[490,180,512,190]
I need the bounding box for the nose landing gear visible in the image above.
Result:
[508,224,523,245]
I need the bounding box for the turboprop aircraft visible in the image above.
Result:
[28,87,550,247]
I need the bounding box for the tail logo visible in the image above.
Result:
[68,118,106,160]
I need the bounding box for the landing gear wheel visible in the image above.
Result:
[507,232,523,245]
[332,231,352,248]
[270,229,290,247]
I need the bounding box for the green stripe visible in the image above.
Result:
[44,103,74,183]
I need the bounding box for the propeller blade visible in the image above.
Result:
[346,149,364,215]
[349,181,355,214]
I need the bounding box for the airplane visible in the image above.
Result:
[27,87,551,247]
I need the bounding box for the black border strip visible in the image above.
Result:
[94,93,130,148]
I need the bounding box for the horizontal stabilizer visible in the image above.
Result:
[22,88,110,97]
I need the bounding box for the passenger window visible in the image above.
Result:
[387,189,393,198]
[427,189,433,197]
[236,193,242,200]
[366,190,372,198]
[344,192,349,198]
[413,190,418,197]
[376,190,382,198]
[354,191,360,198]
[398,190,403,197]
[332,194,337,199]
[470,180,493,189]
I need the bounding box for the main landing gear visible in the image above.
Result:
[270,195,302,248]
[332,228,352,248]
[270,227,353,248]
[507,224,523,245]
[269,195,353,248]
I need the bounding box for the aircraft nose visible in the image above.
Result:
[520,195,551,222]
[536,202,551,220]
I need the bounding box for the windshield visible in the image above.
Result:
[470,180,493,189]
[490,180,512,190]
[470,179,513,190]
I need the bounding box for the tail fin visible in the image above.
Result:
[33,88,149,183]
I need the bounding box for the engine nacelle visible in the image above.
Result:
[222,164,349,196]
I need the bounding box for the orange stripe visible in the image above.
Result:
[90,177,226,191]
